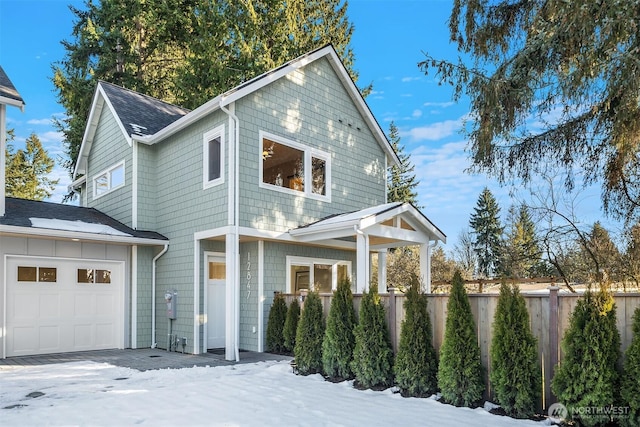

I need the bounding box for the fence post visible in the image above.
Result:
[388,287,398,354]
[299,288,308,310]
[548,286,559,406]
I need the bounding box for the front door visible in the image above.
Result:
[207,255,226,349]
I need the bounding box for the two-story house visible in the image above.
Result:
[0,45,445,361]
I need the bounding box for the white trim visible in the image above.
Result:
[0,95,24,110]
[259,131,331,202]
[92,160,125,200]
[203,251,225,351]
[131,245,138,348]
[0,224,167,246]
[132,140,138,229]
[285,255,352,293]
[257,240,264,352]
[0,104,6,217]
[202,125,225,189]
[193,239,201,354]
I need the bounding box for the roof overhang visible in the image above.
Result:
[289,202,446,250]
[0,96,24,112]
[0,224,168,246]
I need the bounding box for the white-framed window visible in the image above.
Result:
[93,161,125,199]
[203,125,225,189]
[259,131,331,201]
[286,256,351,293]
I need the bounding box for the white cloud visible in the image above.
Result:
[412,109,422,119]
[38,130,64,144]
[423,101,455,108]
[404,118,462,141]
[401,76,421,83]
[27,118,53,125]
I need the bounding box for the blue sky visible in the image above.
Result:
[0,0,614,248]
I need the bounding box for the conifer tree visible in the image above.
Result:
[265,293,288,353]
[351,287,394,389]
[490,283,540,418]
[283,298,300,354]
[387,121,420,206]
[322,279,357,381]
[5,133,59,200]
[394,278,438,397]
[294,291,325,375]
[621,307,640,427]
[437,270,485,407]
[469,187,504,278]
[551,289,621,427]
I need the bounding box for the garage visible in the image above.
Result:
[5,256,124,357]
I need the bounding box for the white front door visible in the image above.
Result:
[206,255,226,349]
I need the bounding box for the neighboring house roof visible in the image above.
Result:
[290,202,446,246]
[74,44,400,178]
[0,197,168,245]
[0,65,25,110]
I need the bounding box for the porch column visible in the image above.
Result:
[378,250,387,292]
[419,243,431,293]
[225,233,237,361]
[356,231,370,292]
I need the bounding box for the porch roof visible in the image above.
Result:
[289,202,446,250]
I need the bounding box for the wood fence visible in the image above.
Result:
[282,288,640,410]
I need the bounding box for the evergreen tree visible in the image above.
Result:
[394,278,438,397]
[294,291,325,375]
[5,133,59,200]
[351,287,394,389]
[283,298,300,353]
[551,289,621,427]
[322,279,357,381]
[503,205,543,278]
[437,270,485,407]
[623,224,640,287]
[54,0,359,180]
[490,283,540,418]
[621,307,640,427]
[469,187,504,278]
[387,121,420,206]
[265,293,288,353]
[582,222,622,284]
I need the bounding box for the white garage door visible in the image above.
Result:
[5,256,124,357]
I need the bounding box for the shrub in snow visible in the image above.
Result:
[551,288,620,427]
[283,298,300,353]
[394,278,438,397]
[294,291,325,375]
[621,307,640,427]
[490,283,540,418]
[437,270,484,407]
[351,286,394,389]
[322,279,357,381]
[266,293,287,353]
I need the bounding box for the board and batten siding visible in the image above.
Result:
[86,105,133,226]
[236,57,388,232]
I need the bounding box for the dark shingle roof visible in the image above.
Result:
[1,197,167,241]
[99,81,189,137]
[0,66,25,106]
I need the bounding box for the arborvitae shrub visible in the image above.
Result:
[322,279,357,381]
[351,286,394,390]
[283,298,300,354]
[551,288,621,427]
[294,291,325,375]
[621,307,640,427]
[394,278,438,397]
[266,293,287,353]
[490,283,540,418]
[437,270,485,407]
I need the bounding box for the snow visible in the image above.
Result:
[0,360,551,426]
[29,218,131,236]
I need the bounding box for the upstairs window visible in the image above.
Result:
[260,132,330,200]
[93,161,125,198]
[203,125,225,188]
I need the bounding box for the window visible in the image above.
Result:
[260,132,330,200]
[78,268,112,285]
[287,256,351,293]
[17,266,57,283]
[203,126,225,188]
[93,161,125,198]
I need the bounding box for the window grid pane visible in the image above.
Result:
[39,268,57,282]
[208,137,221,181]
[96,270,111,284]
[78,269,94,284]
[18,266,37,282]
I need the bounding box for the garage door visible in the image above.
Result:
[5,256,124,357]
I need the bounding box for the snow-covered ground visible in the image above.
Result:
[0,360,550,426]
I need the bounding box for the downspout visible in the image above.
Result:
[220,100,241,362]
[151,244,169,348]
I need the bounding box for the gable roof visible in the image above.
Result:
[290,202,446,247]
[74,44,400,178]
[0,197,167,245]
[0,66,25,110]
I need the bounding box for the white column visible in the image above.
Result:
[225,233,237,361]
[419,243,431,293]
[1,104,6,217]
[356,231,370,292]
[378,250,387,293]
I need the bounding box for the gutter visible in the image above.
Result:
[151,243,169,348]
